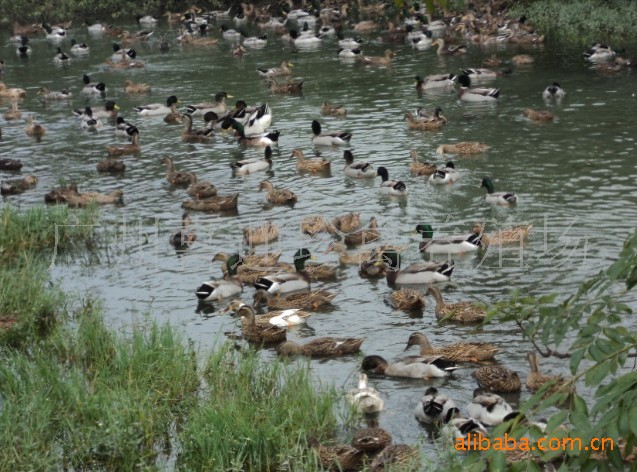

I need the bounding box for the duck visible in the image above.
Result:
[405,332,499,362]
[163,104,182,124]
[242,103,272,135]
[461,68,504,81]
[457,74,499,102]
[16,36,32,57]
[526,351,573,394]
[523,108,554,122]
[415,74,456,91]
[253,248,312,294]
[361,355,458,379]
[79,108,102,131]
[106,130,140,155]
[37,87,72,100]
[291,149,331,173]
[96,158,126,173]
[0,83,26,98]
[360,49,395,66]
[277,337,364,357]
[120,30,154,43]
[426,286,486,323]
[230,145,273,174]
[480,177,517,205]
[1,175,38,195]
[320,102,347,116]
[429,162,459,185]
[303,254,338,281]
[220,24,242,41]
[243,221,279,247]
[195,253,243,301]
[137,15,159,26]
[307,438,364,472]
[53,47,71,65]
[63,190,124,207]
[124,80,151,94]
[25,115,46,138]
[265,78,304,94]
[259,180,297,205]
[472,365,521,393]
[42,23,67,42]
[390,288,426,312]
[542,82,566,100]
[337,32,362,49]
[511,54,534,65]
[482,55,502,67]
[185,91,231,116]
[300,216,330,236]
[370,444,420,472]
[337,48,362,59]
[225,301,310,328]
[212,253,292,285]
[409,150,437,176]
[181,114,215,143]
[228,120,280,147]
[169,212,197,249]
[311,120,351,146]
[472,223,533,247]
[110,43,136,62]
[3,101,21,121]
[343,150,375,178]
[134,96,179,116]
[416,224,483,255]
[288,29,322,46]
[257,60,293,78]
[325,242,373,266]
[412,32,433,50]
[436,142,490,155]
[161,156,195,186]
[466,390,514,426]
[380,251,453,285]
[332,212,362,234]
[432,38,466,56]
[186,175,217,199]
[351,427,392,453]
[403,111,446,131]
[583,43,615,63]
[0,158,22,171]
[377,167,407,196]
[441,410,488,442]
[82,101,119,120]
[346,373,384,415]
[181,194,239,212]
[344,217,381,245]
[232,44,245,56]
[243,33,268,48]
[114,117,137,138]
[414,387,457,424]
[253,289,335,311]
[70,39,89,55]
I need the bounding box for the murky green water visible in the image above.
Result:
[2,20,637,453]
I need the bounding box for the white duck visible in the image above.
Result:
[230,145,273,175]
[414,387,457,424]
[343,150,375,178]
[134,96,179,117]
[311,120,352,146]
[429,162,459,185]
[466,390,514,426]
[377,166,407,196]
[346,373,384,415]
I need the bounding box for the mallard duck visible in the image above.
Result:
[303,254,338,281]
[3,101,21,121]
[134,96,179,116]
[259,180,297,205]
[291,149,330,173]
[472,223,533,246]
[411,32,433,50]
[321,102,347,116]
[414,387,457,424]
[344,217,380,245]
[257,60,293,78]
[483,55,502,67]
[337,47,362,59]
[362,355,458,379]
[433,38,466,56]
[325,242,373,265]
[79,108,102,131]
[311,120,352,146]
[63,189,124,207]
[523,108,554,122]
[253,289,335,311]
[181,114,215,143]
[300,216,329,236]
[25,115,46,138]
[232,44,245,56]
[186,176,217,199]
[243,103,272,135]
[277,337,364,357]
[225,301,310,328]
[332,212,362,234]
[409,150,437,176]
[44,184,80,204]
[0,158,23,171]
[583,43,615,63]
[106,129,140,155]
[110,44,136,62]
[526,351,572,394]
[288,29,322,47]
[542,82,565,100]
[182,194,239,212]
[403,111,446,131]
[457,74,499,102]
[253,248,312,294]
[436,142,490,155]
[162,156,196,186]
[352,427,392,453]
[195,253,243,301]
[163,104,182,124]
[441,411,488,442]
[405,332,499,362]
[466,390,514,426]
[53,47,71,65]
[337,32,362,49]
[511,54,534,65]
[343,150,375,178]
[243,33,267,48]
[377,167,407,196]
[1,175,38,195]
[429,162,459,185]
[185,91,231,116]
[390,288,426,312]
[70,39,89,55]
[170,212,197,249]
[230,145,273,174]
[16,36,32,58]
[415,74,456,91]
[307,438,364,472]
[461,68,506,82]
[114,117,136,137]
[96,158,125,173]
[417,224,482,255]
[37,86,72,100]
[124,79,151,94]
[43,23,67,42]
[370,444,420,472]
[380,251,453,285]
[0,83,26,98]
[266,78,304,94]
[220,24,242,41]
[472,365,521,393]
[346,373,384,415]
[120,29,154,43]
[136,15,158,26]
[426,286,486,323]
[353,20,380,33]
[360,49,395,66]
[481,177,517,205]
[243,221,279,247]
[228,120,280,146]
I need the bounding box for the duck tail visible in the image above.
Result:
[266,130,280,142]
[195,282,214,299]
[438,261,454,276]
[253,277,274,291]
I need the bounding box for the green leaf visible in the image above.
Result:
[585,361,610,386]
[629,405,637,437]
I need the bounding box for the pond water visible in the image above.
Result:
[2,18,637,457]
